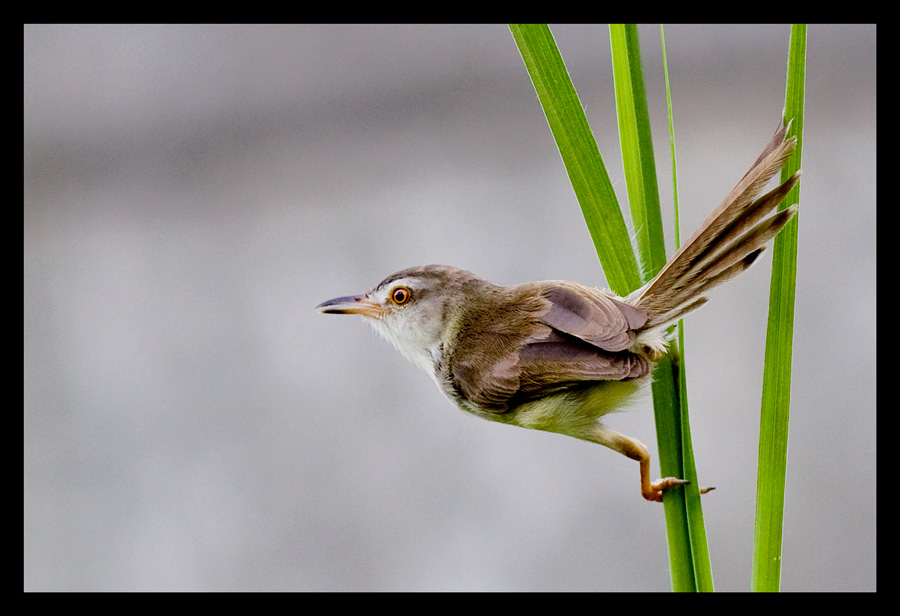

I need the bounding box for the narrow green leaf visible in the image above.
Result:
[609,23,687,590]
[610,23,711,592]
[648,355,695,590]
[660,24,714,593]
[752,23,806,593]
[509,24,641,295]
[609,24,666,271]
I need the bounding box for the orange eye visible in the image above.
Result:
[390,287,411,305]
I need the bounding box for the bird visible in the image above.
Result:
[317,122,800,502]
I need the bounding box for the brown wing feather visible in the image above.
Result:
[448,283,650,412]
[515,324,650,399]
[538,283,647,351]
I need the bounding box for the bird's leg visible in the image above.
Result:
[589,424,689,502]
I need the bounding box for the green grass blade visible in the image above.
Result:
[609,24,666,269]
[609,23,688,589]
[508,24,641,295]
[660,24,714,593]
[752,23,806,593]
[610,23,711,592]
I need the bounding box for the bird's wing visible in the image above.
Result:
[448,282,650,412]
[537,283,647,352]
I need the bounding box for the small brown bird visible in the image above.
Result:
[318,123,800,502]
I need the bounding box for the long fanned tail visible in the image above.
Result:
[628,122,800,329]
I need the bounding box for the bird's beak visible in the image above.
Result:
[316,294,384,318]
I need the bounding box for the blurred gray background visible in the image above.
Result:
[24,24,875,591]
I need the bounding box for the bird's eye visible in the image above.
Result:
[390,286,412,305]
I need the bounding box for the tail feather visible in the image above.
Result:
[645,200,799,327]
[629,122,800,327]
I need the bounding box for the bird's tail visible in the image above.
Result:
[628,121,801,329]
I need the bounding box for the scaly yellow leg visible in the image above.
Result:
[589,424,690,502]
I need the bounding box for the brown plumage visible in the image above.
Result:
[630,121,799,326]
[318,122,800,502]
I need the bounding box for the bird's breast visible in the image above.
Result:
[448,378,647,441]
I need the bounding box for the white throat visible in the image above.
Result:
[367,317,443,386]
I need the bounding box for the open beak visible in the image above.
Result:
[316,294,384,318]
